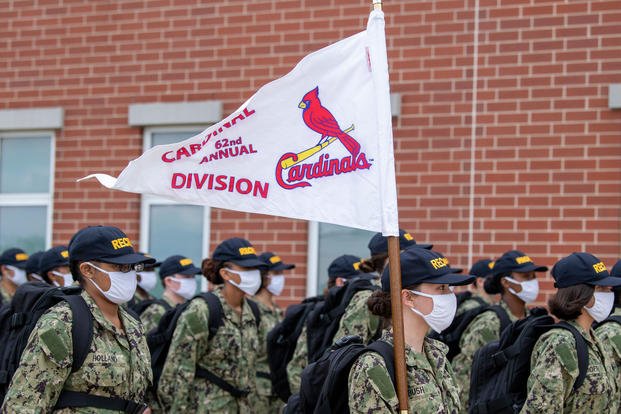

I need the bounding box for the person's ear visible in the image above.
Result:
[500,277,510,289]
[79,262,95,279]
[401,289,416,307]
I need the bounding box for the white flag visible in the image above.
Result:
[82,10,399,236]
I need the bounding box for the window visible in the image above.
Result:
[307,221,375,296]
[0,132,54,253]
[140,127,210,297]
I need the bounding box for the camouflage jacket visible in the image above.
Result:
[286,326,307,394]
[594,307,621,413]
[0,284,12,305]
[139,295,176,333]
[333,289,381,345]
[254,300,283,413]
[521,320,618,413]
[157,286,260,413]
[348,330,460,413]
[1,291,152,413]
[452,300,523,412]
[455,293,490,317]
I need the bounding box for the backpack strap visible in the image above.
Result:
[196,292,224,340]
[55,390,147,413]
[367,340,395,386]
[246,298,262,328]
[63,295,94,373]
[195,366,250,398]
[471,296,487,307]
[596,314,621,329]
[554,321,589,391]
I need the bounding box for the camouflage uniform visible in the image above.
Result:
[254,300,283,413]
[0,284,12,305]
[139,295,175,333]
[286,326,307,394]
[452,300,522,412]
[157,286,260,413]
[521,320,617,413]
[333,289,381,345]
[348,330,460,413]
[455,293,489,317]
[594,307,621,412]
[1,291,152,413]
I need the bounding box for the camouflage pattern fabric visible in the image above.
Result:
[348,330,460,413]
[1,291,152,413]
[140,295,176,333]
[521,320,618,413]
[254,300,283,414]
[286,326,308,394]
[157,286,260,413]
[333,290,380,345]
[452,300,522,412]
[455,293,490,317]
[594,307,621,413]
[0,284,12,305]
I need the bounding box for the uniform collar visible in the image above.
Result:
[81,290,142,347]
[380,330,448,371]
[499,299,528,322]
[213,286,258,326]
[567,319,595,345]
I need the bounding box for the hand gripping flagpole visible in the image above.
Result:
[372,2,408,413]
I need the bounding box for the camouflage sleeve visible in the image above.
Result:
[520,332,576,414]
[451,311,500,412]
[348,352,397,413]
[157,299,210,412]
[287,327,307,394]
[334,290,380,345]
[455,298,481,317]
[1,306,73,413]
[139,303,166,334]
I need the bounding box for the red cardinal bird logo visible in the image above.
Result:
[298,86,360,158]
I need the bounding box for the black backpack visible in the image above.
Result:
[284,335,394,414]
[429,304,511,361]
[469,313,588,414]
[0,282,149,413]
[456,291,487,308]
[147,291,261,398]
[267,295,324,402]
[130,298,173,316]
[305,275,379,363]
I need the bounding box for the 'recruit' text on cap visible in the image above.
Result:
[328,254,363,279]
[469,259,495,278]
[552,252,621,288]
[159,255,201,278]
[491,250,548,276]
[0,248,29,270]
[367,229,432,256]
[68,226,155,266]
[212,237,267,268]
[382,248,475,292]
[259,252,295,272]
[40,246,70,275]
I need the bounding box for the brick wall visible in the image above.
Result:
[2,0,620,306]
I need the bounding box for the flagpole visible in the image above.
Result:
[372,2,408,412]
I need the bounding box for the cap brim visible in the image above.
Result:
[271,262,295,271]
[421,272,477,286]
[520,263,549,273]
[145,261,162,268]
[14,262,28,270]
[101,254,157,266]
[230,258,268,268]
[178,266,202,276]
[589,276,621,287]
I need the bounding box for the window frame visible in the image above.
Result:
[138,126,211,266]
[0,130,55,250]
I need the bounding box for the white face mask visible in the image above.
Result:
[7,265,27,286]
[51,270,74,287]
[29,273,44,282]
[85,262,137,305]
[409,290,457,333]
[137,271,157,292]
[267,274,285,296]
[171,276,197,300]
[505,277,539,303]
[227,268,261,296]
[585,291,614,323]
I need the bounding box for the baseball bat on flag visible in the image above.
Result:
[80,6,399,237]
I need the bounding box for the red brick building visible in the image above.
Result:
[2,0,620,305]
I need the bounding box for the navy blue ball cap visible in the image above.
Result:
[40,246,70,275]
[611,260,621,278]
[491,250,548,275]
[367,229,432,256]
[469,259,495,278]
[212,237,266,268]
[25,251,44,275]
[0,248,29,269]
[328,255,362,279]
[159,255,201,278]
[552,252,621,288]
[138,252,161,269]
[381,248,475,292]
[68,226,155,266]
[259,252,295,272]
